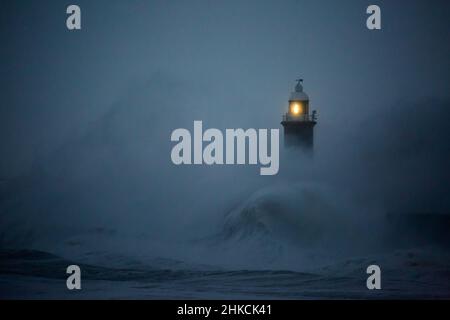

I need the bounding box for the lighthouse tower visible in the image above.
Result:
[281,79,317,150]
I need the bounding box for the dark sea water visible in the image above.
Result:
[1,185,450,299]
[1,247,449,299]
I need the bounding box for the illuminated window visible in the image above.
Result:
[290,103,302,115]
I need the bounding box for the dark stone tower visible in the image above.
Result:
[281,79,317,150]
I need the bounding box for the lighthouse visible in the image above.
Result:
[281,79,317,150]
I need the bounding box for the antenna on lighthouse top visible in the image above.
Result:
[295,78,304,92]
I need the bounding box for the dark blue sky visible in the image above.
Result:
[1,0,449,177]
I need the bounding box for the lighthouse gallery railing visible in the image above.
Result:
[282,114,317,122]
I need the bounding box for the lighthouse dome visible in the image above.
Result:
[289,79,309,101]
[289,91,309,101]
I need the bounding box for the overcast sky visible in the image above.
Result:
[1,0,449,177]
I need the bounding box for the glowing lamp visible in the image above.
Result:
[290,103,302,115]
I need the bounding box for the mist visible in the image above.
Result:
[1,71,449,270]
[1,0,450,273]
